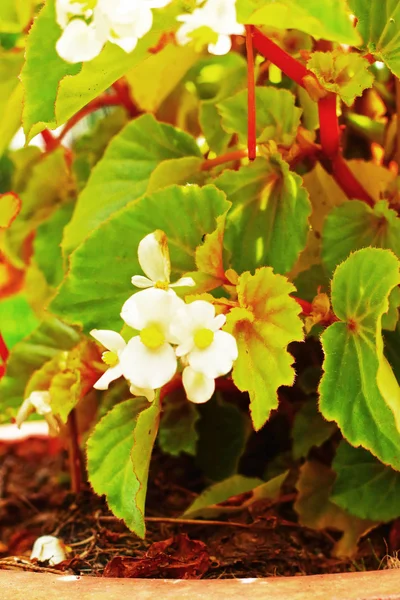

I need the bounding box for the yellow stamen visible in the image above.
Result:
[154,280,169,290]
[140,324,165,349]
[102,351,119,367]
[194,328,214,350]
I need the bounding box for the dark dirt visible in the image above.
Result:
[0,435,394,579]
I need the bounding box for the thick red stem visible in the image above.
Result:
[57,94,122,144]
[40,129,57,152]
[245,25,257,161]
[318,94,340,159]
[67,409,82,494]
[332,155,374,207]
[112,80,138,117]
[201,149,248,170]
[252,27,309,87]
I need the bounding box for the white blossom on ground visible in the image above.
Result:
[176,0,244,55]
[31,536,67,566]
[55,0,172,63]
[131,230,195,290]
[15,391,59,435]
[120,287,184,390]
[171,300,238,402]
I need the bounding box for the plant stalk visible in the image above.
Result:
[245,25,257,161]
[67,409,82,494]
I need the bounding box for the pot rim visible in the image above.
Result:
[0,569,400,600]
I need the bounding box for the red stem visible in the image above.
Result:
[318,94,340,159]
[112,80,138,117]
[40,129,57,152]
[201,149,248,170]
[332,155,374,207]
[245,25,257,161]
[0,333,9,363]
[57,94,122,144]
[252,27,309,87]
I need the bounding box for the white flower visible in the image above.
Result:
[120,287,184,390]
[131,230,195,290]
[176,0,244,55]
[172,300,238,379]
[182,366,215,403]
[56,19,105,63]
[16,391,59,436]
[90,329,127,389]
[56,0,92,28]
[31,536,67,566]
[90,329,155,401]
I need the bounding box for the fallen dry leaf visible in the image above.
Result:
[103,533,210,579]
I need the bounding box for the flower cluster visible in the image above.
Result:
[91,230,238,404]
[56,0,171,63]
[176,0,244,56]
[55,0,243,62]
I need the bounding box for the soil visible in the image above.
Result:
[0,434,396,580]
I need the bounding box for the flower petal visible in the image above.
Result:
[90,329,126,353]
[120,336,177,389]
[56,19,105,63]
[121,288,184,339]
[188,330,238,378]
[130,384,155,402]
[131,275,154,288]
[212,313,226,331]
[93,364,123,390]
[109,34,138,53]
[170,276,196,288]
[29,391,52,415]
[137,230,171,283]
[15,397,34,428]
[208,34,231,55]
[183,367,215,403]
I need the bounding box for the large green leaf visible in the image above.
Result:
[51,184,230,333]
[21,0,181,140]
[214,156,311,274]
[322,200,400,274]
[217,87,302,147]
[87,396,161,538]
[4,148,73,266]
[331,441,400,522]
[0,0,36,33]
[319,248,400,470]
[349,0,400,77]
[0,49,23,156]
[62,114,202,254]
[0,294,38,350]
[237,0,360,45]
[225,267,304,430]
[292,398,336,460]
[0,317,80,420]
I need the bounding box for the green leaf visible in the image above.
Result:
[158,388,199,457]
[34,202,74,288]
[294,460,377,557]
[62,114,202,254]
[0,0,36,33]
[4,148,73,266]
[332,441,400,522]
[319,248,400,470]
[217,87,302,147]
[0,294,38,349]
[126,44,198,113]
[21,0,181,140]
[307,50,374,106]
[349,0,400,77]
[193,54,247,154]
[292,398,336,460]
[51,184,230,333]
[382,286,400,331]
[183,472,287,518]
[147,156,204,193]
[214,156,311,274]
[322,200,400,274]
[0,50,24,156]
[237,0,361,45]
[196,394,250,481]
[225,267,304,430]
[0,317,79,421]
[87,396,161,537]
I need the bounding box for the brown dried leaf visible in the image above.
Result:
[103,534,209,579]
